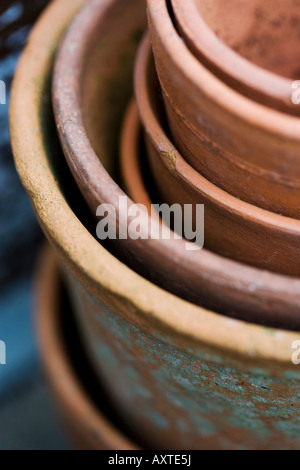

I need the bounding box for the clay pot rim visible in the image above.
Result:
[52,0,300,281]
[35,245,139,450]
[120,100,151,211]
[147,0,300,142]
[51,0,300,320]
[170,0,295,113]
[123,97,300,330]
[135,36,300,236]
[9,0,300,366]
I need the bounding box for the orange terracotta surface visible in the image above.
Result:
[135,35,300,277]
[148,0,300,219]
[121,94,300,329]
[51,0,300,321]
[133,34,300,327]
[171,0,300,115]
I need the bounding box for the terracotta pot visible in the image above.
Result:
[10,0,300,450]
[122,67,300,329]
[35,245,139,450]
[135,35,300,278]
[147,0,300,219]
[120,99,157,214]
[50,0,300,319]
[170,0,300,116]
[12,0,300,331]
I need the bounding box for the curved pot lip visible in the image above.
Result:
[35,245,139,450]
[147,0,300,142]
[170,0,295,113]
[127,69,300,329]
[135,35,300,236]
[120,100,151,209]
[9,0,300,367]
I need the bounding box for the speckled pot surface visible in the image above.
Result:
[171,0,300,115]
[35,245,139,450]
[135,35,300,279]
[10,0,300,450]
[147,0,300,220]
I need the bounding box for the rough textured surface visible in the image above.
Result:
[148,0,300,220]
[70,275,300,449]
[133,35,300,329]
[52,0,300,329]
[36,247,139,450]
[171,0,300,115]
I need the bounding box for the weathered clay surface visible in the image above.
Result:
[123,94,296,330]
[52,0,300,319]
[136,36,300,279]
[35,245,138,450]
[133,35,300,327]
[10,0,300,327]
[68,271,300,450]
[171,0,300,115]
[200,0,300,79]
[148,0,300,219]
[10,0,300,450]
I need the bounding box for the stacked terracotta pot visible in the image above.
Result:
[10,0,300,450]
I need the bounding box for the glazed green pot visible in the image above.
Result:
[11,0,300,450]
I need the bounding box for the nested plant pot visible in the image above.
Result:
[147,0,300,220]
[135,35,300,279]
[171,0,300,115]
[120,95,300,330]
[120,100,155,215]
[35,245,139,450]
[10,0,300,450]
[122,62,300,329]
[51,0,300,322]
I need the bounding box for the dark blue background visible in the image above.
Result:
[0,0,70,449]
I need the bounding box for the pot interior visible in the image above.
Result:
[80,3,145,177]
[199,0,300,79]
[52,275,142,447]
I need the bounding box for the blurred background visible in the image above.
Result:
[0,0,70,450]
